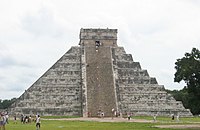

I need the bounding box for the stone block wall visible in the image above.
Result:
[112,47,192,117]
[11,47,83,116]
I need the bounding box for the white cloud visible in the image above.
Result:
[21,7,65,38]
[0,0,200,99]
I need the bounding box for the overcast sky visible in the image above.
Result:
[0,0,200,99]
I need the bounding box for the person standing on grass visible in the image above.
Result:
[0,113,6,130]
[153,114,157,122]
[176,113,180,122]
[111,108,115,119]
[36,115,41,130]
[20,114,24,124]
[171,114,175,120]
[101,111,104,118]
[14,115,17,124]
[0,113,2,130]
[127,113,131,120]
[5,114,8,124]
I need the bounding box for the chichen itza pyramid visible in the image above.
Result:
[10,28,192,117]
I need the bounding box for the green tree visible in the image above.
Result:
[174,48,200,115]
[0,98,16,109]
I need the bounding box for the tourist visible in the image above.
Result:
[20,114,24,124]
[101,111,104,118]
[13,115,17,124]
[95,41,101,51]
[127,113,131,120]
[97,110,101,118]
[0,113,2,130]
[114,110,117,117]
[28,115,32,123]
[95,41,100,48]
[36,115,41,130]
[176,114,180,122]
[0,113,6,130]
[5,114,8,124]
[153,114,157,122]
[119,112,123,118]
[111,108,115,119]
[25,116,28,123]
[171,114,175,120]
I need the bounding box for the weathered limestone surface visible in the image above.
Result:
[80,28,117,117]
[11,47,83,116]
[112,47,192,116]
[85,46,117,117]
[10,28,192,117]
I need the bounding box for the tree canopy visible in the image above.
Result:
[174,48,200,115]
[0,98,16,109]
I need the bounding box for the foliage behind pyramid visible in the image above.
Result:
[10,28,192,117]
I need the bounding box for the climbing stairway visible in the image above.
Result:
[85,45,117,117]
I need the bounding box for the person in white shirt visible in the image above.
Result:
[5,114,8,124]
[36,115,41,130]
[176,113,180,122]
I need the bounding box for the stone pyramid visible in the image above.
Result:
[10,28,192,117]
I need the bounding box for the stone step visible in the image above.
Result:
[125,105,184,110]
[112,47,126,55]
[116,61,142,70]
[117,77,157,84]
[118,92,168,95]
[66,46,81,54]
[113,54,133,62]
[118,85,164,91]
[51,63,81,69]
[119,95,174,102]
[33,78,81,84]
[117,69,149,77]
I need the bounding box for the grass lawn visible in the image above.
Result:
[5,116,200,130]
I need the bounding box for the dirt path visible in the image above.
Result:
[154,124,200,129]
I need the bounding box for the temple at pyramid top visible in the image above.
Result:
[10,28,192,117]
[79,28,118,47]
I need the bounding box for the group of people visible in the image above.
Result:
[0,112,8,130]
[96,108,132,120]
[97,108,123,119]
[171,113,180,122]
[97,110,104,118]
[20,114,41,130]
[112,108,123,119]
[20,114,31,124]
[152,113,180,122]
[0,113,41,130]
